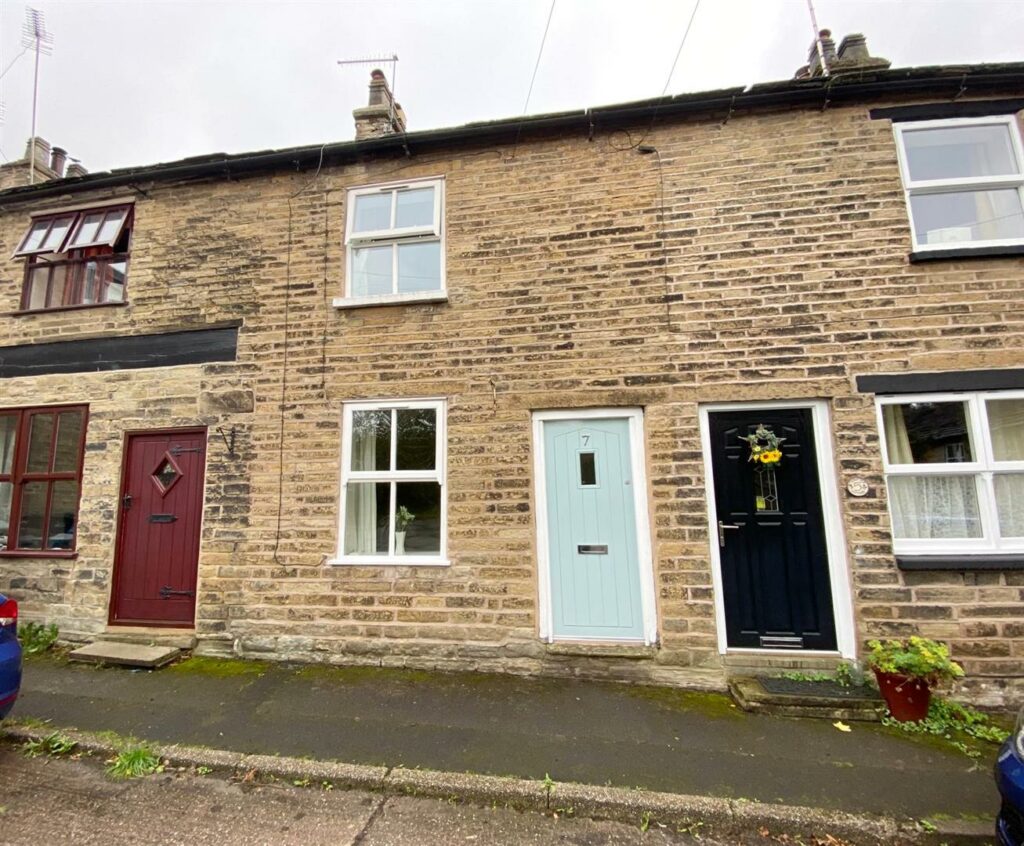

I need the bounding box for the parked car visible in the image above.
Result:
[997,706,1024,846]
[0,593,21,719]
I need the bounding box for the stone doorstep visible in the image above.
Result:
[100,626,197,651]
[729,676,884,722]
[68,641,181,669]
[543,642,657,660]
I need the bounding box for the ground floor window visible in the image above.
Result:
[877,391,1024,554]
[0,405,88,553]
[336,399,447,565]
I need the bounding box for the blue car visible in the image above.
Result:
[0,593,21,719]
[997,707,1024,845]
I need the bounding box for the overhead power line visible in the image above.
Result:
[510,0,557,160]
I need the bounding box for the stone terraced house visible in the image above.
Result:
[1,32,1023,704]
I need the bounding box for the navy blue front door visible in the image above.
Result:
[708,409,837,651]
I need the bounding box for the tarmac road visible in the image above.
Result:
[0,745,727,846]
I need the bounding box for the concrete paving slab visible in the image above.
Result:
[69,641,180,668]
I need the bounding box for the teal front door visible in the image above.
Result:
[542,417,645,641]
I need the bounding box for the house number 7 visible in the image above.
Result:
[581,434,590,446]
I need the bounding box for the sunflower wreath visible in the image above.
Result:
[738,424,786,467]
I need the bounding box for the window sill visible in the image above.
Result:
[332,291,448,310]
[0,549,78,559]
[328,556,450,567]
[896,554,1024,571]
[11,301,129,317]
[909,245,1024,264]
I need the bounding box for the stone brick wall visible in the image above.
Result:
[0,94,1021,702]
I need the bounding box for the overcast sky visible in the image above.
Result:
[0,0,1021,174]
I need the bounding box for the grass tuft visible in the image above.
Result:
[106,744,164,779]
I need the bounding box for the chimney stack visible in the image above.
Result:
[353,69,407,140]
[50,146,67,177]
[794,29,890,79]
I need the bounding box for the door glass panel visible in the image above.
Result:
[46,480,79,549]
[579,452,597,486]
[987,399,1024,461]
[343,482,389,554]
[882,401,973,464]
[350,245,393,296]
[395,482,441,555]
[995,474,1024,538]
[395,187,434,228]
[910,189,1024,244]
[26,413,56,472]
[0,481,12,549]
[352,192,392,233]
[397,241,441,293]
[53,411,84,472]
[903,124,1019,181]
[396,408,436,470]
[351,410,391,471]
[887,475,982,539]
[153,457,180,492]
[0,415,16,474]
[16,481,48,550]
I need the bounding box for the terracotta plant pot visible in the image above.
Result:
[873,669,932,722]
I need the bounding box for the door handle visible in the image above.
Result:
[122,494,133,511]
[718,520,740,547]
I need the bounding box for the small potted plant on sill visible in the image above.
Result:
[866,636,964,722]
[395,506,415,555]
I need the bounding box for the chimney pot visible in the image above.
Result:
[50,146,67,177]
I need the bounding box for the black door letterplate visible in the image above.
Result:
[149,514,178,523]
[159,586,195,599]
[577,544,608,554]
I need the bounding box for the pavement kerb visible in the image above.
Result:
[1,723,992,845]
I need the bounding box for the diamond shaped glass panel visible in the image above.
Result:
[153,458,180,493]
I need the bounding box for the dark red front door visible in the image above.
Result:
[109,429,206,626]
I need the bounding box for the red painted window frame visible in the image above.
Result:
[16,205,133,313]
[0,405,88,557]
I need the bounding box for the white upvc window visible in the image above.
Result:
[876,390,1024,555]
[893,116,1024,251]
[334,398,448,566]
[337,177,446,308]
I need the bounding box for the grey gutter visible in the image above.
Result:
[1,63,1023,205]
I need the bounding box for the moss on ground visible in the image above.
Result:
[624,686,744,719]
[167,656,270,678]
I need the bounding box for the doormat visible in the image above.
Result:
[756,676,880,701]
[728,675,882,721]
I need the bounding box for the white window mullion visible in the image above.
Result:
[391,242,399,294]
[388,480,397,557]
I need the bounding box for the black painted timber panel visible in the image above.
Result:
[856,368,1024,395]
[0,324,239,378]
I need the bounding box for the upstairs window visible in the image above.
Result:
[0,406,87,554]
[14,204,133,312]
[340,178,445,306]
[894,117,1024,252]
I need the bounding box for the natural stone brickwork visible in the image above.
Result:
[0,95,1021,704]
